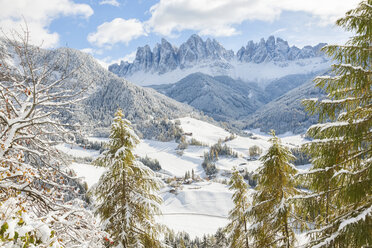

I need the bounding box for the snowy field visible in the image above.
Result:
[69,163,106,188]
[178,117,230,145]
[135,140,207,177]
[158,182,235,237]
[55,143,100,158]
[57,117,310,238]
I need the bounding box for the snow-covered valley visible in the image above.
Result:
[60,117,309,238]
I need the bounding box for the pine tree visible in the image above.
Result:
[93,109,164,248]
[179,237,187,248]
[201,235,212,248]
[214,228,228,248]
[248,131,298,248]
[302,1,372,247]
[226,169,251,248]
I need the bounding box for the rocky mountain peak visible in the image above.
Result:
[237,36,325,63]
[108,34,327,78]
[187,34,204,45]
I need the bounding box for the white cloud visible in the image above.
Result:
[80,48,95,54]
[272,28,287,35]
[94,52,135,69]
[94,58,110,69]
[147,0,360,37]
[122,51,136,63]
[99,0,120,7]
[0,0,93,48]
[88,18,146,47]
[279,0,360,25]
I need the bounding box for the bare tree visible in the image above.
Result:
[0,28,105,247]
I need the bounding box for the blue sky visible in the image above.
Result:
[0,0,360,67]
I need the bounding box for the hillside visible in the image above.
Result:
[24,45,202,137]
[244,77,326,134]
[150,73,268,121]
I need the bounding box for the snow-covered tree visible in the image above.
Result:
[93,109,164,248]
[0,30,105,247]
[248,131,298,248]
[201,235,212,248]
[214,228,228,248]
[179,238,187,248]
[302,1,372,247]
[226,169,251,248]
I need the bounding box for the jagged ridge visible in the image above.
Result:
[109,34,326,78]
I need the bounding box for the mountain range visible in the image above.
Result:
[148,71,326,132]
[105,34,332,134]
[3,34,331,137]
[108,35,330,86]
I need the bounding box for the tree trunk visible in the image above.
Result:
[244,218,250,248]
[284,210,290,248]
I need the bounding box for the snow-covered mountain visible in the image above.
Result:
[3,38,328,137]
[150,73,267,121]
[109,34,233,76]
[109,35,330,86]
[244,75,327,134]
[263,72,320,100]
[4,43,201,137]
[57,48,202,136]
[236,36,325,63]
[149,71,328,125]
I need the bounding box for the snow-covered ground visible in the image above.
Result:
[158,214,228,238]
[86,136,109,143]
[158,182,234,237]
[55,143,100,158]
[177,117,230,145]
[56,117,310,238]
[69,163,106,188]
[135,140,207,177]
[161,182,233,217]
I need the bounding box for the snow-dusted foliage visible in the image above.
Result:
[93,109,164,248]
[247,131,299,247]
[0,197,105,248]
[300,1,372,247]
[0,32,105,247]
